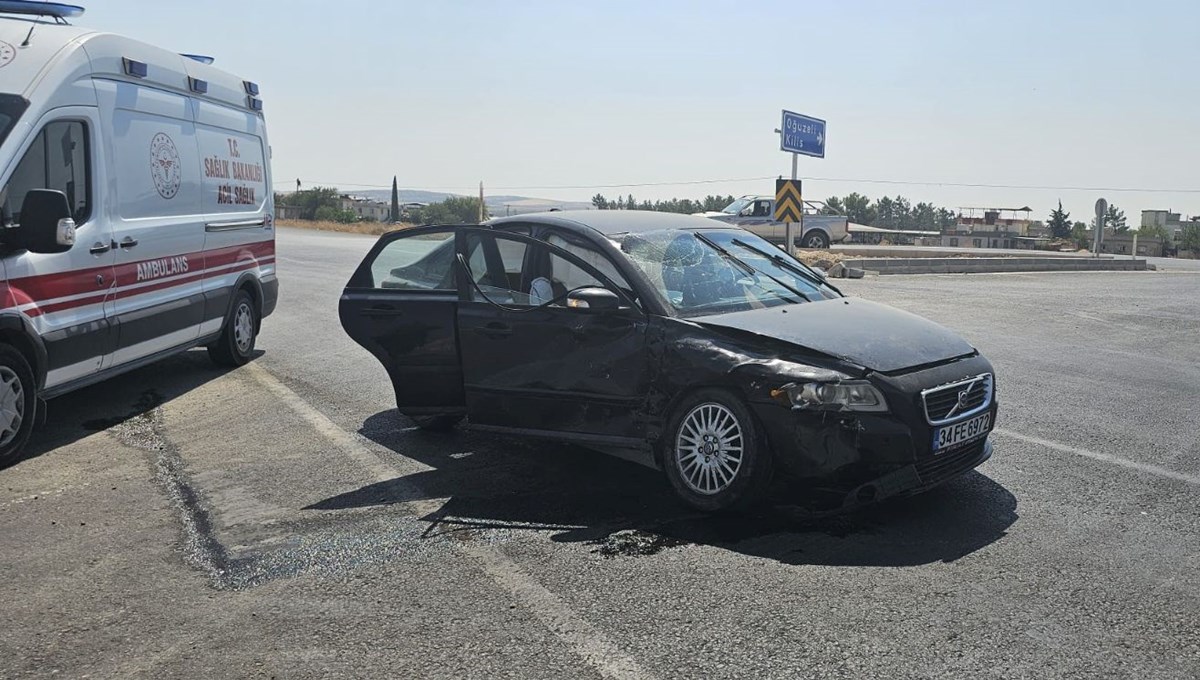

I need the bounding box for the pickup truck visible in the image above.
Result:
[696,195,849,249]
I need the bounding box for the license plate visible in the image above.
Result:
[932,412,991,452]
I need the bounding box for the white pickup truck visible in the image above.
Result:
[697,196,849,249]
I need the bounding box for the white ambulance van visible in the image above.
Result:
[0,1,276,464]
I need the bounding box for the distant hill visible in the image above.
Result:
[340,189,594,216]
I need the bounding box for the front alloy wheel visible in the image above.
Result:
[675,403,744,495]
[663,388,773,512]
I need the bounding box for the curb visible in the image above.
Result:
[831,257,1148,277]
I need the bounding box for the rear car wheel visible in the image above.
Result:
[0,346,36,468]
[209,290,258,367]
[800,230,830,249]
[410,414,463,431]
[662,388,773,512]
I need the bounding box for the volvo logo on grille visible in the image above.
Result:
[956,390,971,409]
[944,380,979,419]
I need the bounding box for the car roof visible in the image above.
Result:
[488,210,730,236]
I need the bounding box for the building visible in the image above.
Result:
[1141,209,1187,245]
[339,195,390,221]
[1101,233,1164,258]
[941,206,1035,249]
[276,204,304,221]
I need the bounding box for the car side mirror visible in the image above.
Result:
[13,189,75,254]
[566,287,620,311]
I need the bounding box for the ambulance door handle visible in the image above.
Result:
[89,241,111,255]
[118,237,138,249]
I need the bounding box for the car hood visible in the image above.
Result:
[695,298,975,373]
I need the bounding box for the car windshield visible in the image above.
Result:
[721,198,751,215]
[0,94,28,148]
[618,228,838,317]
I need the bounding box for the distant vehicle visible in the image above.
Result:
[340,211,997,512]
[697,195,849,249]
[0,2,276,464]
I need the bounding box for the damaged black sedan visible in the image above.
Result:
[340,211,997,512]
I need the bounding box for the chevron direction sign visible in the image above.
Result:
[774,179,803,223]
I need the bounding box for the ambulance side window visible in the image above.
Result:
[1,121,90,227]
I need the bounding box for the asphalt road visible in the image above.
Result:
[2,226,1198,678]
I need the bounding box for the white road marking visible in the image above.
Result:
[993,428,1200,486]
[242,362,655,680]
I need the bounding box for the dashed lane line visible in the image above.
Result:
[993,428,1200,487]
[242,361,656,680]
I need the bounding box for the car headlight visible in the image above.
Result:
[771,380,889,413]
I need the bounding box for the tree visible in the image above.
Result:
[874,196,898,229]
[408,196,487,225]
[841,192,876,225]
[936,208,957,231]
[390,176,400,223]
[912,202,937,230]
[1106,205,1128,233]
[700,195,735,212]
[1047,200,1072,239]
[314,205,356,223]
[591,193,610,210]
[277,186,339,220]
[1179,224,1200,254]
[1070,221,1089,249]
[824,196,846,215]
[1137,223,1170,241]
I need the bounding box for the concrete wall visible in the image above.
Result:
[840,256,1148,275]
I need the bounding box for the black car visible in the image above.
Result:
[340,211,997,512]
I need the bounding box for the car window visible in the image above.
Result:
[367,230,456,290]
[1,120,90,226]
[545,232,637,305]
[620,229,808,316]
[463,232,535,305]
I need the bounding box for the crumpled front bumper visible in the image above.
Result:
[839,437,993,509]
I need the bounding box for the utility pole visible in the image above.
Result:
[1093,198,1107,257]
[478,181,485,223]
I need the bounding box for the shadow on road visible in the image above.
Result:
[310,409,1019,567]
[13,349,260,466]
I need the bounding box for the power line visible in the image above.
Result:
[274,175,1200,194]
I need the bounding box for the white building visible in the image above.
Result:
[340,195,390,221]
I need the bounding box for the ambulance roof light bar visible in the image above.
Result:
[0,1,85,22]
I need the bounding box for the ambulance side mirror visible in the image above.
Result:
[15,189,75,254]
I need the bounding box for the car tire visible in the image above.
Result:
[662,388,773,512]
[208,290,257,367]
[410,414,463,431]
[800,230,830,249]
[0,346,37,468]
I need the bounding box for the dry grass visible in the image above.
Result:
[277,219,414,236]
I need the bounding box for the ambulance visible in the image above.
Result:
[0,1,276,463]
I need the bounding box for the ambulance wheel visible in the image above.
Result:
[0,346,36,468]
[209,290,257,367]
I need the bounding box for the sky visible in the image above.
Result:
[83,0,1200,222]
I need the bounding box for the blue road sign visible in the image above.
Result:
[780,110,826,158]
